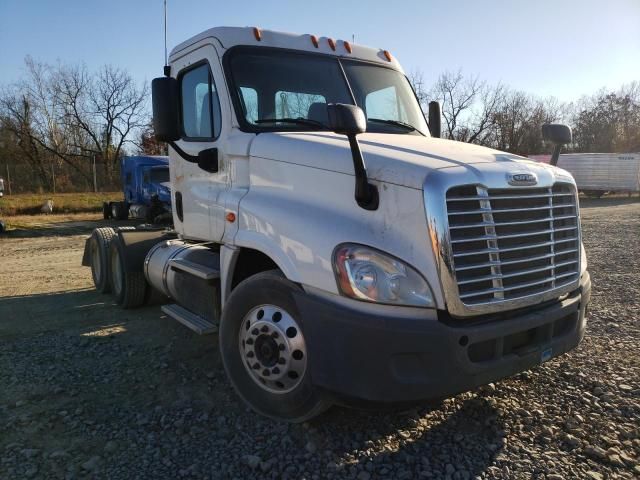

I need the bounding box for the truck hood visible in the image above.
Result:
[250,132,543,189]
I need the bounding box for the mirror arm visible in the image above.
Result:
[347,134,379,210]
[550,144,562,166]
[169,141,199,163]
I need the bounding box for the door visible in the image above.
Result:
[171,45,228,241]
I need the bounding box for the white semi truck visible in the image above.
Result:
[84,27,591,422]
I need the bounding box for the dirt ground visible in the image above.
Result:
[0,199,638,479]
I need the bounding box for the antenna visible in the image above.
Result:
[163,0,170,76]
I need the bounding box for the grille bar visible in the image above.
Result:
[447,192,574,201]
[451,225,577,244]
[452,237,578,258]
[449,214,577,230]
[446,183,580,306]
[448,204,571,215]
[457,259,578,285]
[459,271,578,299]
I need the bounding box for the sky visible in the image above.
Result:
[1,0,639,103]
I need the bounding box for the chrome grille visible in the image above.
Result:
[446,184,580,306]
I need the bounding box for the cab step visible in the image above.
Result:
[161,304,218,335]
[169,258,220,280]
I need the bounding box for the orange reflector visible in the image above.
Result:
[310,35,319,48]
[327,38,336,51]
[253,27,262,41]
[343,41,352,53]
[383,50,392,62]
[226,212,236,223]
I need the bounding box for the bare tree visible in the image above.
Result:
[0,57,149,191]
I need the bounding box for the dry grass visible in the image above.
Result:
[0,192,121,216]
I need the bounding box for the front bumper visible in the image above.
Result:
[296,271,591,404]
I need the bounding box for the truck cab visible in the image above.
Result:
[86,27,591,422]
[105,155,171,222]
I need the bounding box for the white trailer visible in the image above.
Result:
[529,153,640,197]
[83,26,591,422]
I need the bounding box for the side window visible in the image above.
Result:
[365,86,407,122]
[275,91,326,119]
[179,63,222,140]
[239,86,258,124]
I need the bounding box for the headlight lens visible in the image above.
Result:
[333,244,435,307]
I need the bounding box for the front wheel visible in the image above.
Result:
[219,271,330,422]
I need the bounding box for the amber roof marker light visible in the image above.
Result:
[310,34,319,48]
[343,40,352,53]
[327,38,336,51]
[383,50,393,62]
[253,27,262,41]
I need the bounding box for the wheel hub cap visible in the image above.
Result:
[239,304,307,394]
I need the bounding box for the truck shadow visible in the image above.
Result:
[2,288,504,478]
[306,397,504,477]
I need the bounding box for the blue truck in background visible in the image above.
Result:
[104,156,172,224]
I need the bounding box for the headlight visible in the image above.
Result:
[333,244,435,307]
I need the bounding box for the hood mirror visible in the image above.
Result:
[542,124,572,166]
[327,104,378,211]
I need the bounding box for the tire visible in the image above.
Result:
[219,270,331,422]
[103,202,111,220]
[111,202,129,221]
[109,235,148,309]
[89,227,116,293]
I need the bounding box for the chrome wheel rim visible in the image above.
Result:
[239,304,307,394]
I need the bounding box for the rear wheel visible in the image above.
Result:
[109,236,148,309]
[111,201,129,221]
[219,270,330,422]
[89,227,116,293]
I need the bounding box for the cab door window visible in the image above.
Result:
[179,63,222,140]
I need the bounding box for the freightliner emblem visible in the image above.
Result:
[507,172,538,186]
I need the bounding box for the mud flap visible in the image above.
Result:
[81,237,92,266]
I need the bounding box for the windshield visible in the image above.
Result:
[150,167,170,184]
[227,48,428,136]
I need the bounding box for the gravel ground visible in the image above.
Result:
[0,200,639,480]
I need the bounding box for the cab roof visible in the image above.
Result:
[169,26,403,72]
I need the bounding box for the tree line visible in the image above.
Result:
[411,70,640,156]
[1,58,638,193]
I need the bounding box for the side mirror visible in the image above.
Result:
[152,77,181,142]
[428,101,441,138]
[542,123,572,166]
[327,103,366,135]
[542,124,572,145]
[326,103,378,210]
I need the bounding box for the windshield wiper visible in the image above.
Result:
[255,118,328,129]
[367,118,418,132]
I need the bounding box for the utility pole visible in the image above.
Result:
[5,164,11,195]
[92,155,98,192]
